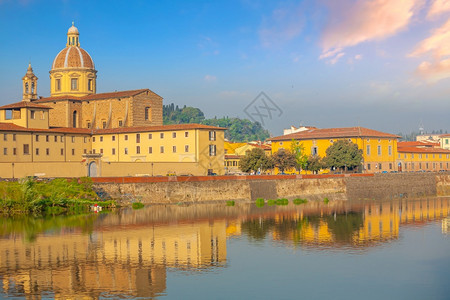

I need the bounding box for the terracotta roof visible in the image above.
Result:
[270,127,399,141]
[398,141,440,148]
[225,155,241,159]
[0,101,52,110]
[33,89,159,103]
[251,144,271,150]
[440,133,450,137]
[0,123,90,134]
[52,46,95,69]
[397,146,450,154]
[93,124,226,134]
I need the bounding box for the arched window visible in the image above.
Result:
[73,111,77,128]
[144,107,150,121]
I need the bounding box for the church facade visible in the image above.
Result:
[0,24,225,178]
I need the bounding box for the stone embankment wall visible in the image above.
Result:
[92,173,450,205]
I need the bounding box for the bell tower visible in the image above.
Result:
[22,63,38,101]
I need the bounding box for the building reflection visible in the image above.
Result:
[0,220,227,299]
[240,198,449,249]
[0,198,448,298]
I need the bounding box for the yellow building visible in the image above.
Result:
[270,127,400,173]
[397,141,450,172]
[0,23,225,178]
[224,141,271,174]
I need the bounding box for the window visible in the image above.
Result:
[419,154,422,159]
[209,131,216,141]
[404,154,407,159]
[88,79,93,91]
[412,163,415,169]
[446,139,449,145]
[84,137,87,143]
[124,135,128,141]
[23,144,29,155]
[149,147,153,154]
[56,79,61,91]
[426,154,429,159]
[40,111,45,120]
[172,132,176,138]
[73,111,77,128]
[71,136,75,143]
[160,146,164,153]
[100,136,103,142]
[433,154,435,158]
[112,136,116,141]
[185,132,189,137]
[136,134,140,143]
[13,148,16,155]
[136,146,141,154]
[60,148,64,155]
[366,145,370,155]
[93,149,96,154]
[124,148,128,155]
[87,122,91,129]
[35,135,39,142]
[419,162,422,169]
[209,145,216,156]
[148,133,152,139]
[102,121,106,129]
[100,149,103,154]
[398,154,400,159]
[378,163,382,170]
[72,149,75,155]
[378,145,381,156]
[83,149,87,154]
[160,133,164,139]
[35,148,39,155]
[3,134,6,141]
[440,154,442,159]
[388,146,392,156]
[118,120,123,127]
[71,78,78,90]
[30,110,35,119]
[411,154,414,159]
[112,148,116,155]
[45,135,49,142]
[173,146,176,153]
[46,148,50,155]
[3,148,7,155]
[389,163,392,170]
[92,137,96,142]
[144,107,150,121]
[311,146,318,156]
[185,145,189,152]
[13,134,16,141]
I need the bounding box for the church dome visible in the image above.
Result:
[51,23,95,70]
[52,47,95,69]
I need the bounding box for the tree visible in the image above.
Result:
[290,140,308,173]
[239,148,273,174]
[306,155,324,174]
[323,140,363,172]
[272,150,296,174]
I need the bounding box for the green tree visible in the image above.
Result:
[290,140,308,173]
[272,150,296,174]
[239,148,273,174]
[323,140,363,172]
[306,155,324,174]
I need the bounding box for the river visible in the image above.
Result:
[0,197,449,299]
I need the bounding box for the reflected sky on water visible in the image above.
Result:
[0,198,449,300]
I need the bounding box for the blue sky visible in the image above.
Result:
[1,0,450,136]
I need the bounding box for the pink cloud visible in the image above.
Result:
[410,18,450,81]
[320,0,420,58]
[427,0,450,18]
[416,59,450,81]
[410,18,450,58]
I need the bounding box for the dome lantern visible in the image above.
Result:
[67,21,80,47]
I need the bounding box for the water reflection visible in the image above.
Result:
[0,198,448,299]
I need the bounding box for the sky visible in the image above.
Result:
[1,0,450,136]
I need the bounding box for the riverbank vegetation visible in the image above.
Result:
[0,177,115,216]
